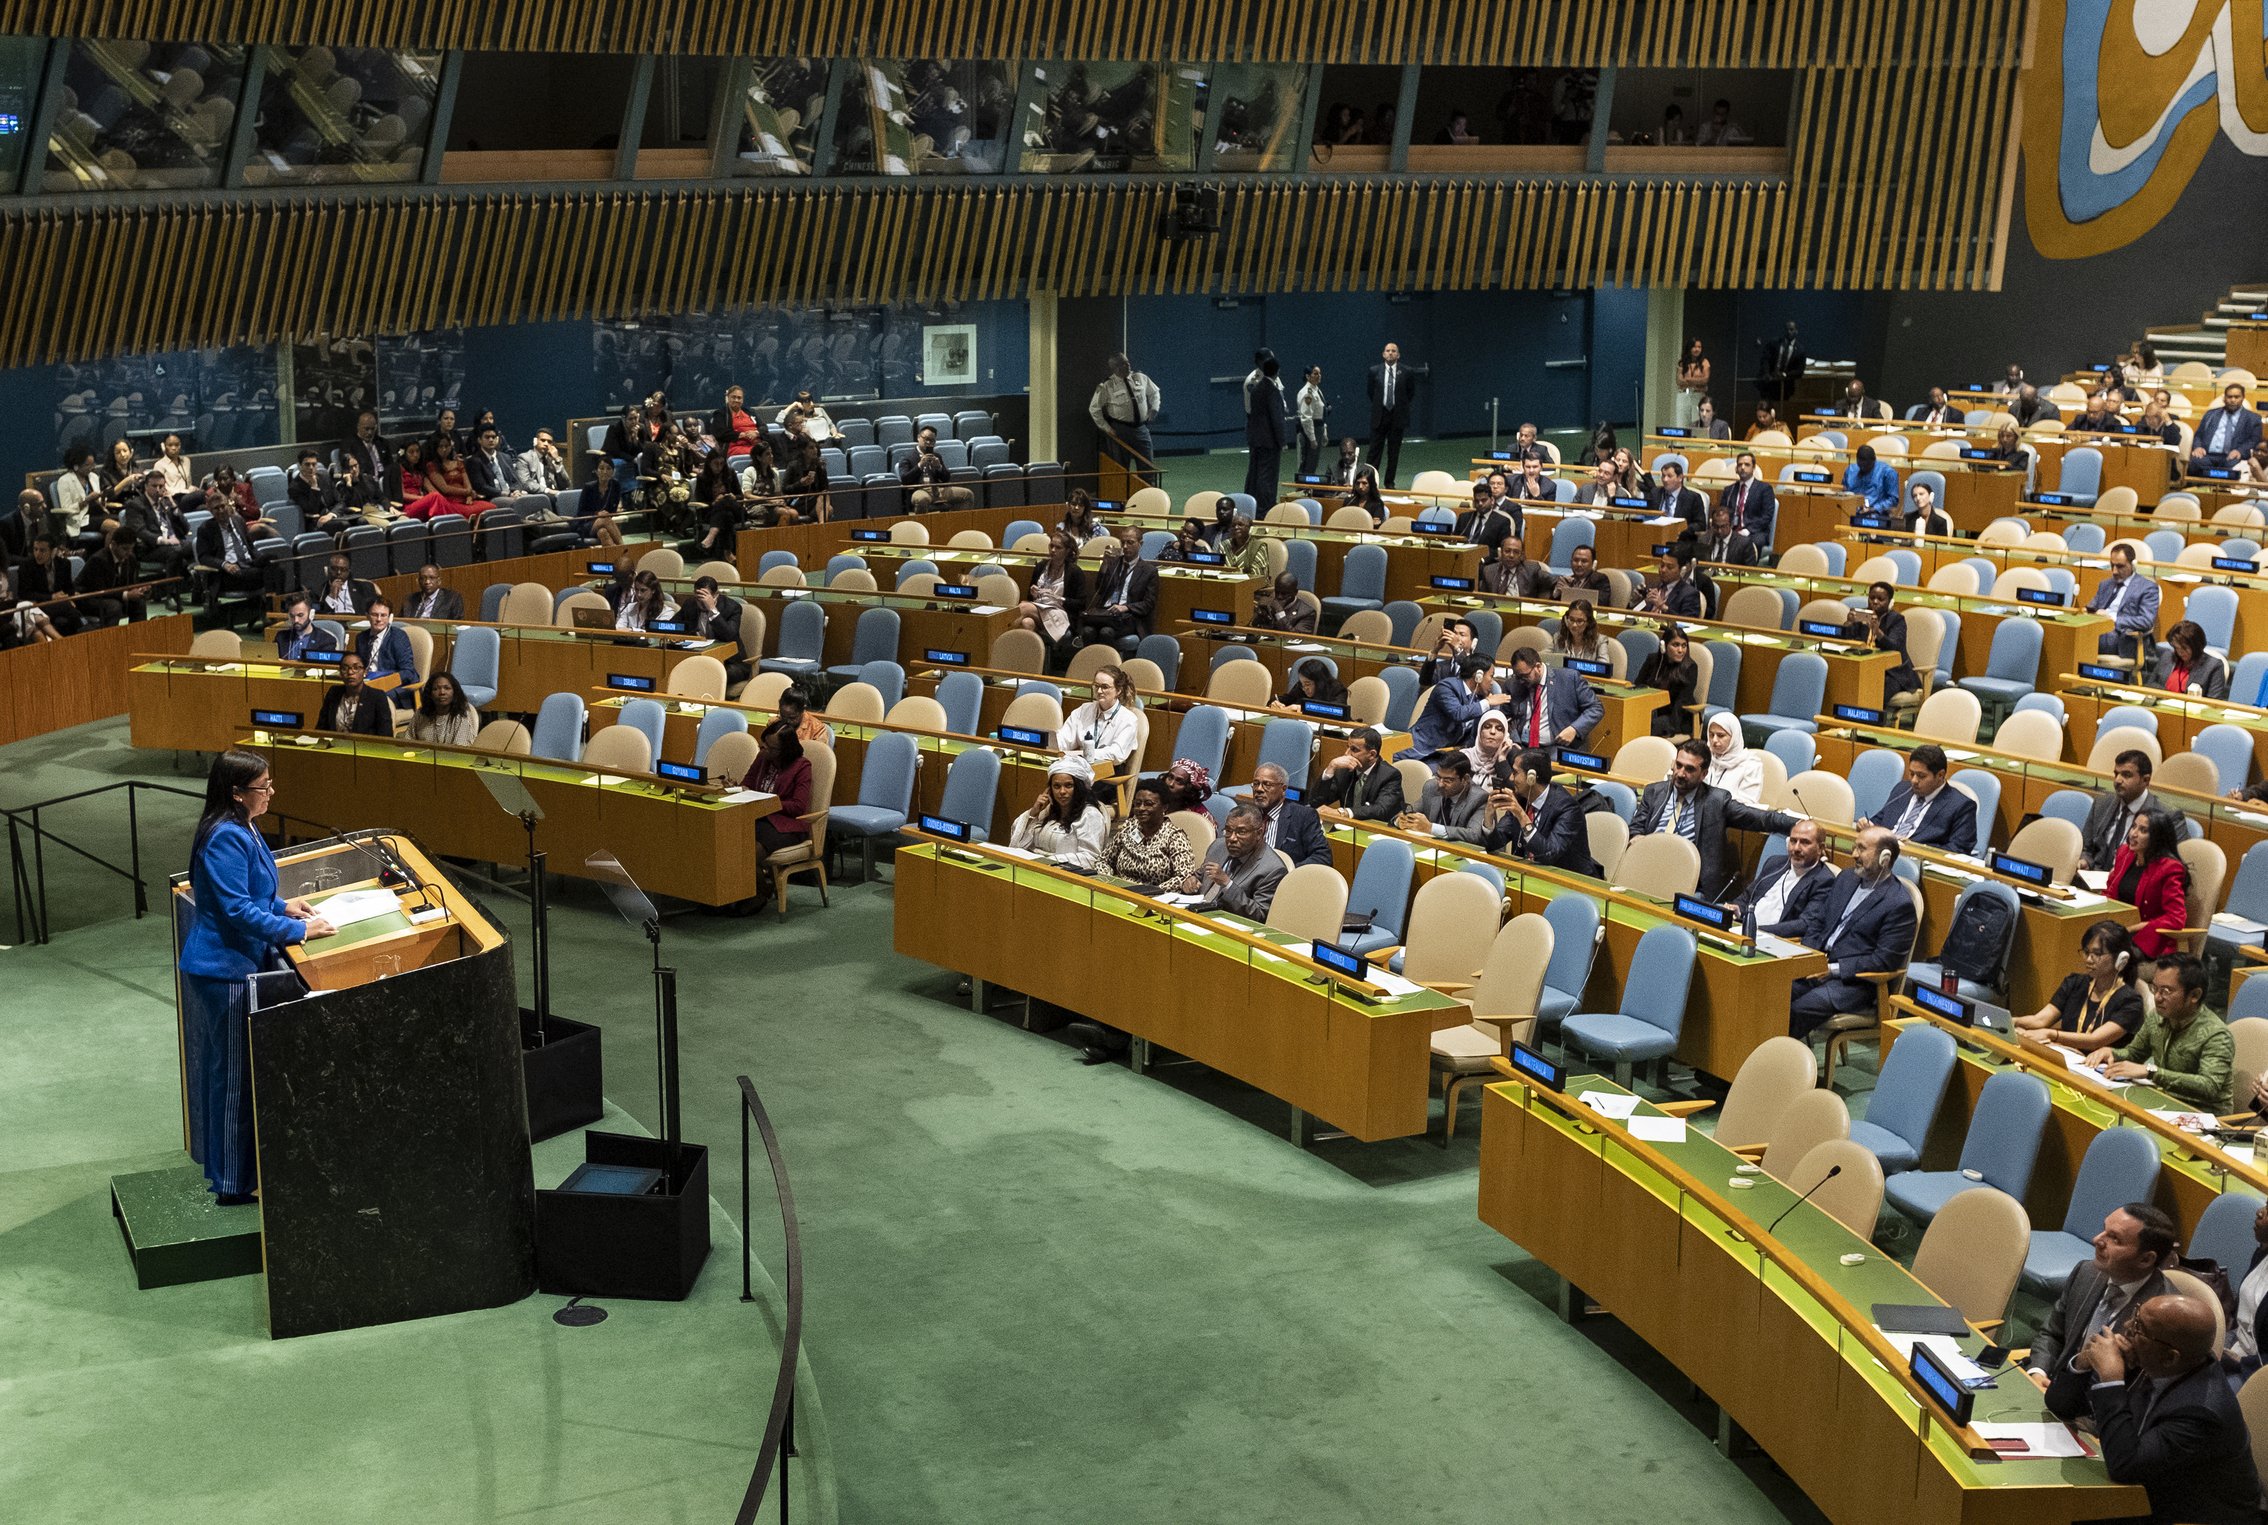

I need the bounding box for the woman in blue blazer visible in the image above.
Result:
[179,750,334,1202]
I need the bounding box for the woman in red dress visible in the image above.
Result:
[417,434,492,522]
[395,438,452,520]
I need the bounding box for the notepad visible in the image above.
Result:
[1626,1115,1688,1143]
[1973,1423,2091,1458]
[1755,933,1809,959]
[718,788,765,804]
[1579,1092,1640,1120]
[311,887,400,928]
[2148,1108,2216,1132]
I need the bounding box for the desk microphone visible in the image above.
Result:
[1767,1164,1841,1235]
[345,829,437,915]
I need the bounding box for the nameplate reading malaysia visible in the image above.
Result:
[1832,704,1884,724]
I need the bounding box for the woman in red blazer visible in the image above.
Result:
[2107,808,2189,959]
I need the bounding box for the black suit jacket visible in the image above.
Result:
[682,593,744,643]
[1873,780,1979,853]
[1366,363,1416,431]
[1719,477,1777,543]
[2090,1361,2263,1525]
[400,584,465,622]
[1266,799,1333,868]
[1738,855,1834,938]
[317,685,395,735]
[466,451,513,501]
[1799,869,1917,981]
[1484,785,1599,878]
[338,434,392,485]
[1631,781,1797,898]
[1088,556,1159,636]
[1698,532,1757,568]
[2029,1263,2172,1418]
[193,516,263,568]
[1313,760,1405,821]
[1659,486,1708,537]
[308,577,383,616]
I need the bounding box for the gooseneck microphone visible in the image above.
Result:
[1768,1164,1842,1235]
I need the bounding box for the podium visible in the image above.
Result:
[157,832,537,1338]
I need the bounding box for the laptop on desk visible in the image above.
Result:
[570,606,616,631]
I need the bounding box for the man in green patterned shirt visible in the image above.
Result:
[2085,954,2233,1112]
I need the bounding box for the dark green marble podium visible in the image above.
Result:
[173,833,538,1339]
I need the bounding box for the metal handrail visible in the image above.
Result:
[734,1074,803,1525]
[1,779,204,944]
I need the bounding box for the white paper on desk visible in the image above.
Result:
[1285,641,1327,652]
[311,887,400,927]
[1153,891,1209,907]
[1971,1423,2091,1459]
[986,843,1041,860]
[1879,1333,1990,1386]
[1626,1115,1689,1143]
[678,637,717,650]
[2076,869,2111,893]
[1755,932,1810,959]
[717,788,768,805]
[1579,1092,1640,1121]
[2214,912,2268,936]
[970,605,1009,616]
[2149,1108,2216,1133]
[1362,969,1425,998]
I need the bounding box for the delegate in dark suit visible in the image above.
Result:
[1658,486,1708,538]
[1631,779,1798,899]
[1788,866,1917,1038]
[1242,366,1290,504]
[1484,786,1599,877]
[1736,854,1834,938]
[2150,645,2230,700]
[2080,787,2166,873]
[1503,668,1603,748]
[1079,552,1159,646]
[1719,475,1777,544]
[1408,674,1491,757]
[1260,798,1332,868]
[353,624,419,705]
[1872,779,1978,852]
[2090,1358,2262,1525]
[2193,398,2265,469]
[1365,357,1416,486]
[1409,779,1489,843]
[2026,1261,2172,1420]
[1312,758,1405,821]
[682,590,751,684]
[317,682,396,735]
[399,583,465,622]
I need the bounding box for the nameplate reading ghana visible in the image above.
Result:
[1556,747,1606,771]
[1431,575,1475,591]
[916,813,970,841]
[1673,893,1732,932]
[607,674,656,691]
[1301,701,1350,719]
[1310,941,1368,981]
[1989,852,2050,887]
[1191,608,1233,625]
[998,725,1050,747]
[1910,984,1973,1026]
[1508,1041,1565,1091]
[1832,704,1884,725]
[655,761,704,783]
[251,709,302,728]
[2077,663,2125,682]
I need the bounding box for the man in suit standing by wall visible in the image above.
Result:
[2083,1293,2262,1525]
[2024,1203,2177,1419]
[1788,824,1916,1038]
[1242,349,1290,504]
[1366,341,1416,488]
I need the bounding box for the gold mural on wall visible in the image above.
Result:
[2024,0,2268,258]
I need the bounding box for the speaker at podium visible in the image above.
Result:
[151,830,538,1338]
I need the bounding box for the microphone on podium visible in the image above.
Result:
[1768,1164,1842,1235]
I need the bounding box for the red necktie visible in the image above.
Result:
[1528,681,1545,745]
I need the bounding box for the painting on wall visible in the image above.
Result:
[2024,0,2268,257]
[922,323,977,386]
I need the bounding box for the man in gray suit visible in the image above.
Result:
[1397,750,1490,843]
[1179,802,1286,919]
[2025,1202,2178,1420]
[2081,751,2167,872]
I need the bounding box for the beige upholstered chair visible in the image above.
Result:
[474,718,531,755]
[1266,863,1350,944]
[1168,809,1214,860]
[889,520,930,545]
[1065,644,1118,683]
[705,729,760,785]
[1011,533,1052,554]
[1409,470,1462,497]
[583,724,652,773]
[758,563,807,587]
[1780,769,1855,825]
[1787,1139,1885,1237]
[1910,1185,2030,1328]
[1925,564,1980,597]
[1121,658,1168,695]
[1327,506,1376,531]
[1777,544,1830,578]
[2085,725,2163,773]
[1991,709,2064,762]
[830,567,878,591]
[1656,1034,1815,1147]
[500,581,555,626]
[2167,838,2229,954]
[1611,735,1675,781]
[1266,502,1310,526]
[976,573,1022,608]
[1849,555,1899,586]
[1392,872,1504,989]
[1755,1088,1851,1181]
[990,628,1047,673]
[760,739,835,917]
[1616,833,1700,895]
[1207,661,1274,707]
[1126,486,1170,518]
[897,572,941,598]
[999,691,1065,733]
[1181,489,1223,520]
[2005,817,2084,885]
[1339,608,1394,645]
[743,671,793,711]
[2155,751,2221,797]
[1720,585,1787,629]
[884,695,948,733]
[553,589,610,627]
[670,655,728,700]
[2228,1018,2268,1122]
[1347,675,1391,727]
[1429,913,1554,1139]
[1588,813,1629,880]
[1500,625,1557,660]
[829,682,885,722]
[1392,757,1433,805]
[2163,1267,2227,1357]
[1798,598,1853,629]
[693,559,740,583]
[1912,688,1981,745]
[637,547,685,579]
[948,528,994,549]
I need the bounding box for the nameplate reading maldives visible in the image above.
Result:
[608,674,657,691]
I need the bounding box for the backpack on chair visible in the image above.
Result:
[1939,893,2016,985]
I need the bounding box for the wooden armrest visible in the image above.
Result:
[1655,1099,1717,1118]
[1366,944,1406,966]
[1727,1142,1768,1160]
[2217,1113,2263,1128]
[1855,969,1904,984]
[1970,1317,2004,1336]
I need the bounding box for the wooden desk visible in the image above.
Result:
[2229,322,2268,378]
[737,585,1016,669]
[0,612,192,746]
[1424,592,1900,715]
[251,725,774,906]
[1882,1005,2261,1243]
[892,841,1466,1142]
[131,655,353,752]
[1173,624,1428,697]
[1326,819,1825,1083]
[1479,1074,2141,1525]
[2056,674,2268,781]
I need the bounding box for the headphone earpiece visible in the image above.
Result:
[2115,950,2130,972]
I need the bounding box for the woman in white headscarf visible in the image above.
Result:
[1465,709,1515,788]
[1009,754,1110,869]
[1703,712,1764,805]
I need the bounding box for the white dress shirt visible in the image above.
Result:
[1057,702,1140,770]
[1009,806,1108,870]
[2233,1258,2268,1362]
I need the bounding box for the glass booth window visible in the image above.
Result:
[733,57,829,175]
[1210,64,1305,171]
[832,59,1014,175]
[1017,62,1205,174]
[0,36,42,186]
[246,47,441,185]
[44,40,248,191]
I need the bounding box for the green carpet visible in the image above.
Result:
[1154,432,1581,505]
[4,716,1821,1524]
